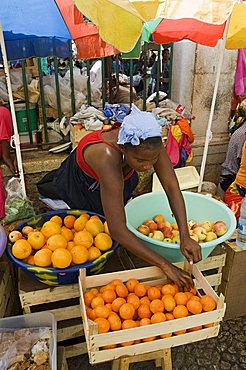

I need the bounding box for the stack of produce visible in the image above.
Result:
[8,214,113,268]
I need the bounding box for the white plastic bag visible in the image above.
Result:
[4,178,35,224]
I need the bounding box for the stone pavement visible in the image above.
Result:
[68,316,246,370]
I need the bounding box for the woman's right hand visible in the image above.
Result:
[161,263,194,292]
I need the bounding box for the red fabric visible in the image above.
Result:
[55,0,118,59]
[153,18,225,47]
[223,181,243,221]
[165,128,180,167]
[76,128,134,181]
[0,106,13,159]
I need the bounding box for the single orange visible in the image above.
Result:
[33,248,52,267]
[115,284,128,298]
[148,287,161,301]
[90,288,99,295]
[119,303,135,320]
[91,296,104,309]
[187,299,203,315]
[94,233,113,251]
[111,297,126,313]
[89,309,97,321]
[137,304,151,319]
[173,305,189,319]
[85,218,104,236]
[150,299,164,314]
[165,313,175,321]
[67,241,75,252]
[28,231,46,250]
[73,215,88,232]
[127,293,140,310]
[134,283,147,297]
[12,239,32,259]
[51,248,72,268]
[108,312,121,331]
[126,278,139,292]
[61,226,74,241]
[84,291,95,306]
[26,255,35,265]
[185,292,194,301]
[151,312,166,324]
[73,230,93,248]
[47,234,67,251]
[102,289,117,304]
[110,279,123,286]
[41,221,61,238]
[105,303,112,312]
[70,245,89,264]
[161,284,176,297]
[63,215,76,229]
[121,319,137,330]
[94,305,110,319]
[94,318,110,334]
[50,215,63,226]
[162,295,176,312]
[174,292,189,306]
[88,246,101,261]
[140,296,151,306]
[200,295,216,312]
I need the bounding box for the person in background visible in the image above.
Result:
[0,105,18,218]
[38,106,201,290]
[151,48,170,94]
[220,115,246,193]
[235,140,246,197]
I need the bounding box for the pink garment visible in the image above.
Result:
[235,49,246,97]
[166,128,180,167]
[0,106,13,158]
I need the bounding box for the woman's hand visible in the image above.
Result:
[161,263,194,292]
[180,235,202,264]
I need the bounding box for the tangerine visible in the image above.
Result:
[134,283,147,297]
[70,245,89,264]
[126,278,139,292]
[162,295,176,312]
[140,296,151,306]
[148,287,161,301]
[150,312,166,324]
[73,215,88,232]
[67,241,75,252]
[119,303,135,320]
[115,284,128,298]
[41,221,61,238]
[137,304,151,319]
[174,292,189,306]
[51,248,72,268]
[50,215,62,226]
[111,297,126,312]
[102,289,117,304]
[89,309,97,321]
[150,299,164,314]
[12,240,32,259]
[73,230,93,248]
[165,313,175,321]
[173,305,189,319]
[161,284,176,296]
[47,234,67,251]
[84,291,95,306]
[185,292,194,301]
[90,288,99,295]
[108,312,121,331]
[187,299,203,315]
[94,305,110,319]
[121,319,137,330]
[26,255,35,265]
[111,279,123,286]
[63,215,76,229]
[127,293,140,310]
[27,231,46,250]
[61,226,74,241]
[88,246,101,261]
[94,233,113,251]
[200,295,216,312]
[33,248,52,267]
[94,318,110,334]
[91,296,104,309]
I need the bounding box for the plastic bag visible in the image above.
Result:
[4,178,35,224]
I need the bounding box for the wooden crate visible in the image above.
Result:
[58,347,69,370]
[218,241,246,320]
[0,262,17,318]
[70,124,93,148]
[79,262,226,365]
[18,269,87,358]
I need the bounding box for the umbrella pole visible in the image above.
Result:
[0,22,26,197]
[198,19,231,192]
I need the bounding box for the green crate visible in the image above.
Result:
[15,103,38,133]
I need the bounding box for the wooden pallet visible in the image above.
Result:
[79,261,226,365]
[18,269,87,359]
[58,347,69,370]
[0,262,17,318]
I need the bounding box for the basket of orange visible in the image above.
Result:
[6,210,119,285]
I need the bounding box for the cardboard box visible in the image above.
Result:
[218,242,246,320]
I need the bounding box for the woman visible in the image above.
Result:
[38,106,201,289]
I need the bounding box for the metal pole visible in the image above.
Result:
[168,43,174,98]
[86,60,91,106]
[21,60,33,144]
[37,58,49,143]
[69,46,76,115]
[130,59,133,107]
[143,42,147,111]
[101,58,106,108]
[54,56,62,121]
[198,19,231,192]
[0,22,26,196]
[155,45,161,107]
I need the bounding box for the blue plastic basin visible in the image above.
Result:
[125,191,236,263]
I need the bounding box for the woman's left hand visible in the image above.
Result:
[180,236,202,264]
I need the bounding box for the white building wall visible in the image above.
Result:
[171,42,238,183]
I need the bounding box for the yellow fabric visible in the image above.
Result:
[74,0,235,52]
[171,125,182,143]
[236,141,246,188]
[226,3,246,50]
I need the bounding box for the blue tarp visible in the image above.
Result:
[0,0,72,61]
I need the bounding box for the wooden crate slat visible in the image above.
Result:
[65,342,88,358]
[58,323,84,342]
[90,326,220,364]
[45,305,81,322]
[196,254,226,271]
[0,277,12,318]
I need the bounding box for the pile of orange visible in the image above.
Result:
[84,279,217,347]
[9,214,113,269]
